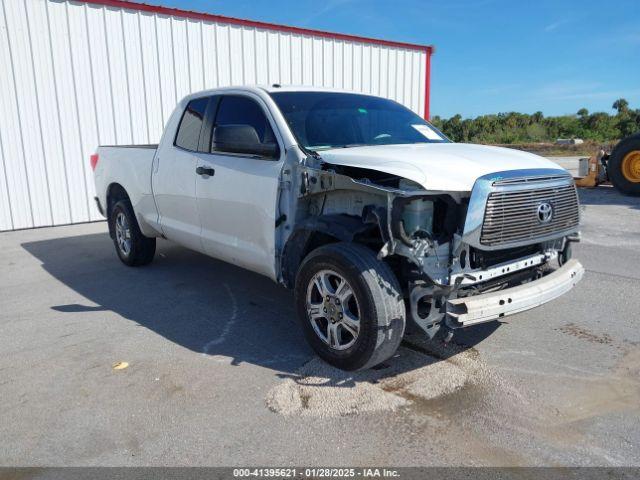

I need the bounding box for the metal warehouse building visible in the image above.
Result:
[0,0,433,231]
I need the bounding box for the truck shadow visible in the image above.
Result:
[21,231,498,381]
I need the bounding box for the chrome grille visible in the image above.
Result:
[480,183,580,246]
[491,174,571,186]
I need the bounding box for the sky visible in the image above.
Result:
[135,0,639,119]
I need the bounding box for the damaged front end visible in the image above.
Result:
[280,153,584,340]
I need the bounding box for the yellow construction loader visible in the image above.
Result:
[575,133,640,196]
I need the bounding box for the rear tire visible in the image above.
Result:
[294,242,406,371]
[109,199,156,266]
[608,133,640,196]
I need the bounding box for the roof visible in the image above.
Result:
[262,85,380,93]
[80,0,434,54]
[179,85,396,104]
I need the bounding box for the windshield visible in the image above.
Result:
[269,91,448,151]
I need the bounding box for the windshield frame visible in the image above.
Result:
[268,90,450,152]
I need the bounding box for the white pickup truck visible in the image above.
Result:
[92,86,584,370]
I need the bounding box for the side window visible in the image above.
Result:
[175,97,209,151]
[212,96,279,158]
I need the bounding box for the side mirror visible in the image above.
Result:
[213,125,280,159]
[250,142,279,158]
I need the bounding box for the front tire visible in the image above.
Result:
[109,199,156,266]
[294,242,406,371]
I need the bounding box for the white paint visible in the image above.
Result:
[0,0,428,231]
[319,143,569,191]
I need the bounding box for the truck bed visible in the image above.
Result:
[97,144,158,149]
[93,145,159,235]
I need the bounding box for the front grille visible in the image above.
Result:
[480,183,579,246]
[491,174,571,186]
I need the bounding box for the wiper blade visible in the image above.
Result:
[299,144,321,158]
[340,143,368,148]
[305,144,368,151]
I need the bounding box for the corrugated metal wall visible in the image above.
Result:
[0,0,430,231]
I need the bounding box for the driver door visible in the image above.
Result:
[195,94,283,279]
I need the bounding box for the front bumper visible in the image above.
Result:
[446,259,584,327]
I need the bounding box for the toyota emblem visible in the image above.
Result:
[537,202,553,224]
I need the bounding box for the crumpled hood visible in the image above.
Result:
[319,143,566,191]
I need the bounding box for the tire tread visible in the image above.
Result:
[110,199,156,267]
[609,135,640,196]
[295,242,406,370]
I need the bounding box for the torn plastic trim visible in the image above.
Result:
[409,283,447,339]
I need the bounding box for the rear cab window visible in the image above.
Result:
[174,97,210,151]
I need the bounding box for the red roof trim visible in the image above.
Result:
[80,0,433,53]
[424,51,431,120]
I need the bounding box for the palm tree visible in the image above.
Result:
[612,98,629,115]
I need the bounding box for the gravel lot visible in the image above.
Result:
[1,161,639,466]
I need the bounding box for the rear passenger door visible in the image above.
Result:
[153,96,214,252]
[195,94,284,279]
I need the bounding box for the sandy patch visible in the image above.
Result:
[266,338,490,418]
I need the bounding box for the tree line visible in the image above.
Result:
[430,99,640,144]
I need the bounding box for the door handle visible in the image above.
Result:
[196,166,215,176]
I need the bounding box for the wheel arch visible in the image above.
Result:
[106,183,131,239]
[280,214,381,289]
